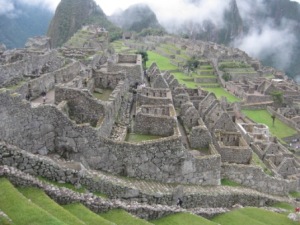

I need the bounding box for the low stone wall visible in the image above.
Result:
[221,163,298,195]
[0,144,284,208]
[246,95,272,104]
[194,77,217,83]
[0,165,182,220]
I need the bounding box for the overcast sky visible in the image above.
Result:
[2,0,300,16]
[46,0,300,15]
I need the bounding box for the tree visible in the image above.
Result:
[222,72,231,82]
[271,114,276,127]
[185,56,199,74]
[270,91,283,108]
[136,50,148,69]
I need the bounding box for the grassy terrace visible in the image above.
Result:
[64,204,114,225]
[100,209,153,225]
[152,213,217,225]
[203,87,240,103]
[0,178,66,225]
[212,207,298,225]
[242,109,297,139]
[19,187,85,225]
[147,51,178,71]
[147,50,241,102]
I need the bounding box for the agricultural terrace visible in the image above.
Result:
[147,51,240,102]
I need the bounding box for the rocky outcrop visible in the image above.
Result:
[47,0,120,47]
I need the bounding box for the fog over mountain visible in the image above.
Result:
[1,0,300,77]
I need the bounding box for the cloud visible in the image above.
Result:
[234,21,297,70]
[18,0,60,11]
[0,0,15,15]
[147,0,231,30]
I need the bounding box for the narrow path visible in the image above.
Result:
[31,89,55,106]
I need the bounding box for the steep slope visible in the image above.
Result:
[47,0,121,47]
[0,178,66,225]
[0,1,52,49]
[109,4,163,33]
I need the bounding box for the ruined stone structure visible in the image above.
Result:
[1,30,300,220]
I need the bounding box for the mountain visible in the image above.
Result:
[47,0,121,47]
[0,1,52,49]
[174,0,300,77]
[109,4,163,33]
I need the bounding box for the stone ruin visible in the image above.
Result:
[0,29,300,220]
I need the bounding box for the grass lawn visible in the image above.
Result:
[147,51,178,71]
[0,178,66,225]
[203,87,241,103]
[151,213,217,225]
[63,203,114,225]
[212,207,298,225]
[221,179,241,187]
[242,110,297,139]
[93,89,113,101]
[18,187,85,225]
[99,209,153,225]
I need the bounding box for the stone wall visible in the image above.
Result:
[246,95,272,104]
[93,70,126,89]
[137,94,173,106]
[0,91,220,185]
[222,163,298,195]
[117,54,139,64]
[0,165,182,220]
[0,164,283,217]
[133,112,176,136]
[0,50,64,87]
[107,60,143,87]
[55,86,105,127]
[189,125,212,149]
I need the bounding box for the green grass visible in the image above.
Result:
[212,207,298,225]
[0,178,66,225]
[99,209,153,225]
[290,191,300,198]
[63,203,114,225]
[18,187,85,225]
[272,202,295,211]
[242,110,297,139]
[126,133,162,142]
[221,179,241,187]
[203,87,241,103]
[151,213,217,225]
[147,51,178,71]
[0,216,12,225]
[93,89,113,101]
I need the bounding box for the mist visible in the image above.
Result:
[233,0,297,71]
